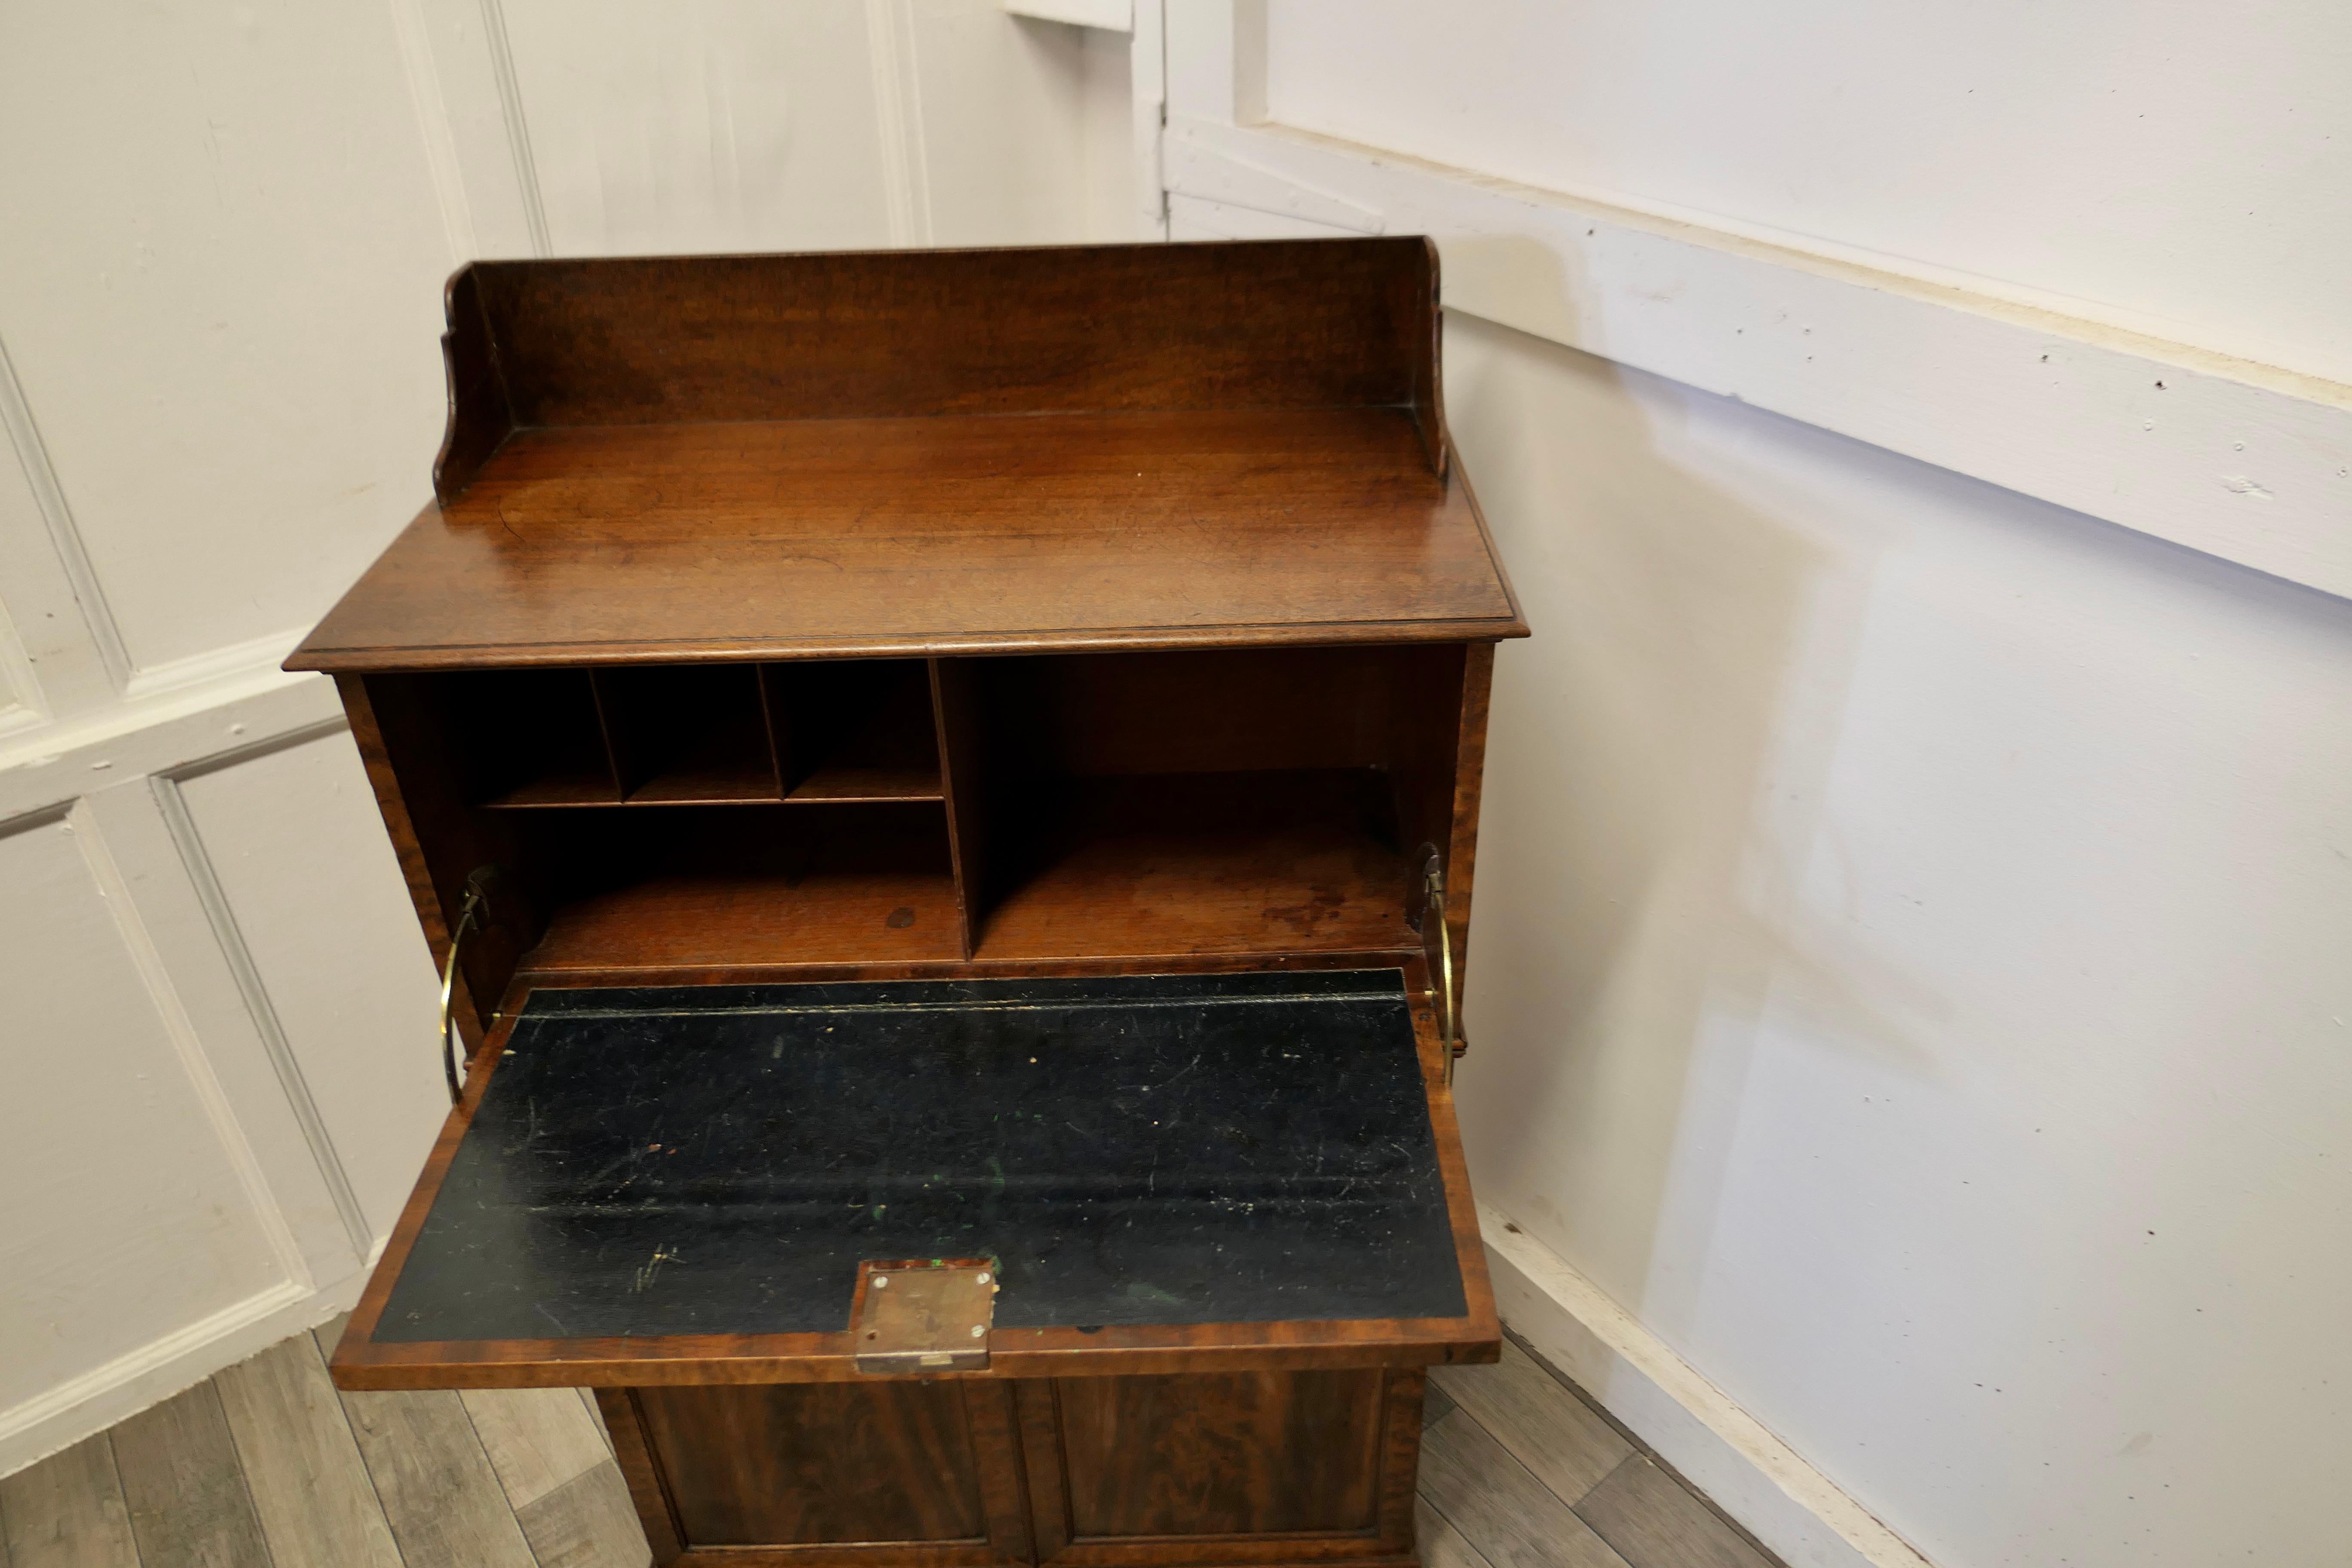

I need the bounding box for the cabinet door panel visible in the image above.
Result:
[636,1382,992,1548]
[1057,1370,1384,1538]
[1023,1368,1420,1565]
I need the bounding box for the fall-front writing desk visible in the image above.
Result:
[291,237,1525,1568]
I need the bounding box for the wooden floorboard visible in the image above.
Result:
[462,1385,649,1568]
[331,1383,536,1568]
[110,1381,271,1568]
[1417,1494,1498,1568]
[18,1319,1777,1568]
[1574,1457,1775,1568]
[461,1388,612,1514]
[0,1434,141,1568]
[213,1332,402,1568]
[1421,1412,1633,1568]
[1432,1338,1635,1505]
[515,1461,650,1568]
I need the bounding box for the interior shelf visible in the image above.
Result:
[785,766,943,803]
[510,772,1412,973]
[971,769,1415,962]
[781,664,944,802]
[469,659,943,809]
[622,703,780,805]
[525,869,965,971]
[486,767,624,810]
[380,644,1465,993]
[509,802,963,972]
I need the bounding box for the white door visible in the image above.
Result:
[0,0,1139,1477]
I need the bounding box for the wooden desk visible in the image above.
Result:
[293,238,1526,1568]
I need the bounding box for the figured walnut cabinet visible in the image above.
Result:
[291,239,1525,1568]
[604,1369,1425,1567]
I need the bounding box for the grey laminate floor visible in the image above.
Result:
[0,1325,1777,1568]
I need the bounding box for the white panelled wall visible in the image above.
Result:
[6,5,2349,1566]
[0,0,1137,1480]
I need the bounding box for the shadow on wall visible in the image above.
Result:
[1439,252,2352,1568]
[1446,308,1946,1326]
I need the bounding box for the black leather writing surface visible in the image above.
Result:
[374,969,1466,1343]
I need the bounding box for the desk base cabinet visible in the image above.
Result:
[600,1370,1427,1568]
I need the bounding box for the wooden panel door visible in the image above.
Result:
[601,1383,1033,1567]
[1014,1369,1426,1568]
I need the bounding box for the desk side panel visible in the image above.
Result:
[432,265,516,500]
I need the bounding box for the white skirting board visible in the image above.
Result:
[1479,1204,1934,1568]
[0,1266,369,1480]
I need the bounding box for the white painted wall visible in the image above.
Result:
[1170,5,2352,1565]
[0,0,1133,1479]
[0,1,452,682]
[1265,0,2352,387]
[1450,314,2352,1566]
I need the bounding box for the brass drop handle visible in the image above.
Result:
[1421,850,1464,1086]
[437,884,486,1105]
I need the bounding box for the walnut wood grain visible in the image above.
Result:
[964,1383,1035,1567]
[1010,1370,1424,1568]
[290,409,1521,672]
[340,672,521,1046]
[969,771,1414,963]
[594,1390,684,1566]
[301,235,1527,674]
[592,1371,1425,1568]
[960,647,1418,781]
[453,241,1434,442]
[1374,1369,1428,1553]
[1445,642,1497,1002]
[521,864,966,971]
[931,658,988,960]
[1054,1371,1384,1537]
[475,792,960,972]
[634,1383,991,1549]
[487,946,1426,995]
[432,265,514,500]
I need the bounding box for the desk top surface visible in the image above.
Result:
[288,407,1523,671]
[373,968,1466,1345]
[289,242,1525,672]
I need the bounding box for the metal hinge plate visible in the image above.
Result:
[852,1259,997,1374]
